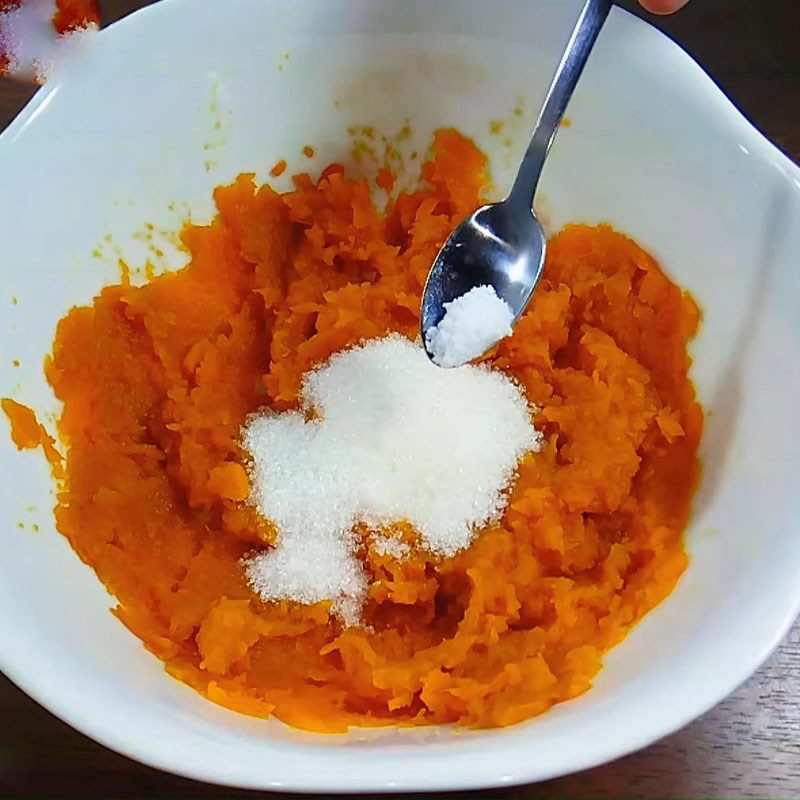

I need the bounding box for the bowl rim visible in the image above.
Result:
[1,0,800,793]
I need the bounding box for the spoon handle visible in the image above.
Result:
[508,0,613,211]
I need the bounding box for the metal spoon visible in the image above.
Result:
[421,0,613,366]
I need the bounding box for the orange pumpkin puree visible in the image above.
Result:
[3,130,702,731]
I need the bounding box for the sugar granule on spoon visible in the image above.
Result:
[242,335,540,625]
[425,285,514,368]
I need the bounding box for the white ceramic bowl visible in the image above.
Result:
[1,0,799,792]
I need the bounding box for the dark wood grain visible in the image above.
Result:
[1,1,799,797]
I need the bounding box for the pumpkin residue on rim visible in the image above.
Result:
[2,397,63,478]
[5,130,702,731]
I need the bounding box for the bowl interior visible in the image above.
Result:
[1,0,799,791]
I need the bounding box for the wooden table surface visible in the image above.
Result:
[1,1,799,797]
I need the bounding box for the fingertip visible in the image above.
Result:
[639,0,691,14]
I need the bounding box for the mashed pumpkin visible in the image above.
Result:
[4,130,702,731]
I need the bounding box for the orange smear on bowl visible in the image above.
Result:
[2,398,63,477]
[269,159,287,178]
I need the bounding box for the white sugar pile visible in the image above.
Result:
[371,533,411,560]
[425,285,514,368]
[0,0,97,82]
[243,335,539,625]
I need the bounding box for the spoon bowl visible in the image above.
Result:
[420,202,546,337]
